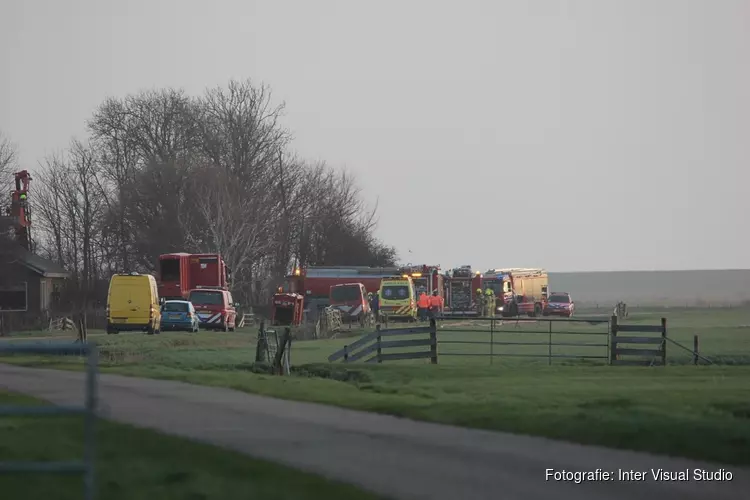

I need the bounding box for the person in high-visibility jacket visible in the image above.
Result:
[475,288,484,316]
[428,290,443,318]
[417,292,430,321]
[484,288,496,317]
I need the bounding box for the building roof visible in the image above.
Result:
[18,251,70,278]
[1,242,71,279]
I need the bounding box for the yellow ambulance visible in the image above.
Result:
[378,275,417,321]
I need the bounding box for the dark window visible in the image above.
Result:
[0,286,26,311]
[163,302,189,312]
[160,259,181,282]
[382,285,409,299]
[412,278,428,294]
[483,280,502,295]
[188,291,223,305]
[548,294,570,303]
[331,286,362,302]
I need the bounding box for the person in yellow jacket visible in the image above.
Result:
[475,288,484,316]
[484,288,496,317]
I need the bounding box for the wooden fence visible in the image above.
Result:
[328,320,437,364]
[609,315,666,366]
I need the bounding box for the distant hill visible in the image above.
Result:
[549,269,750,307]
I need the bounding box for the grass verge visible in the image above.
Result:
[0,391,383,500]
[2,307,749,465]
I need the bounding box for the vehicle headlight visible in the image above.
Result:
[497,306,503,311]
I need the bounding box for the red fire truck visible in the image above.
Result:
[443,265,483,315]
[282,266,400,305]
[157,253,230,300]
[481,268,549,317]
[399,264,443,297]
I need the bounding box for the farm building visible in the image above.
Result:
[0,246,70,316]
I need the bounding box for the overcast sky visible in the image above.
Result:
[1,0,748,272]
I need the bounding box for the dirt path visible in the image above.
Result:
[0,364,746,500]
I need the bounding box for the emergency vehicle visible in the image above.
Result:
[399,264,443,297]
[329,283,373,325]
[482,268,549,317]
[378,275,417,320]
[442,266,483,315]
[282,266,400,305]
[158,253,231,300]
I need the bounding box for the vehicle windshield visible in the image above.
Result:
[160,259,180,282]
[548,294,570,303]
[330,286,361,302]
[412,278,428,294]
[381,285,410,300]
[483,280,502,295]
[163,302,189,312]
[188,291,223,305]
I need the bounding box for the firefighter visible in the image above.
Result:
[370,292,380,323]
[475,288,484,316]
[417,291,430,321]
[428,289,443,319]
[484,288,495,317]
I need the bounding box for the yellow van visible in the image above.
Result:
[378,276,417,320]
[106,272,161,335]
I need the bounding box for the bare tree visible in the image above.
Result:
[29,79,398,312]
[195,79,291,183]
[0,130,19,193]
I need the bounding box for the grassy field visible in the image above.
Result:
[0,391,383,500]
[1,307,749,465]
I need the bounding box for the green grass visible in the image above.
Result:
[2,308,749,465]
[0,391,383,500]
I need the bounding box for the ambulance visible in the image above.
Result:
[378,275,417,321]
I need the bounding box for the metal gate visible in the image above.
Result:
[0,342,99,500]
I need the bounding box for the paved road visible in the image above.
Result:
[0,364,747,500]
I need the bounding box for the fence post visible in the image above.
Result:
[83,344,98,500]
[255,320,266,363]
[548,320,552,366]
[490,318,494,365]
[429,318,438,364]
[661,317,667,366]
[609,315,618,365]
[376,324,382,363]
[693,334,699,366]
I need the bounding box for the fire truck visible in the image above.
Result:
[443,265,483,315]
[157,253,231,300]
[482,268,549,317]
[282,266,400,305]
[399,264,443,297]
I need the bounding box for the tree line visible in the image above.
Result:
[1,79,397,307]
